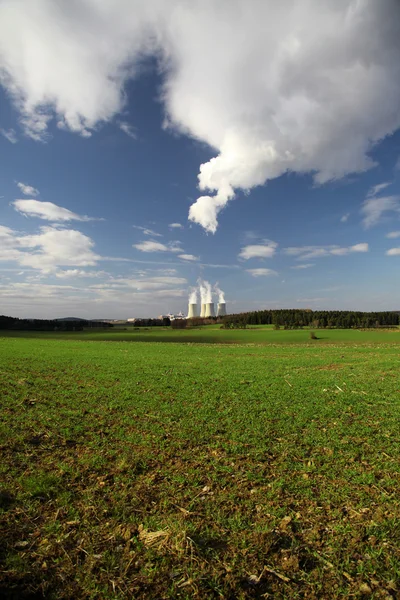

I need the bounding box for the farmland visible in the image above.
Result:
[1,331,400,599]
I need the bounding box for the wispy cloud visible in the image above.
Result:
[133,225,162,237]
[386,248,400,256]
[1,128,18,143]
[16,181,39,196]
[133,240,182,253]
[246,268,278,277]
[55,269,109,279]
[340,213,350,223]
[169,223,183,229]
[367,181,392,198]
[12,199,102,222]
[200,263,240,269]
[296,297,328,303]
[290,263,315,270]
[118,121,137,139]
[239,241,278,260]
[361,195,400,228]
[386,231,400,239]
[285,244,368,260]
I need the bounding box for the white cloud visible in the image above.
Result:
[178,254,199,261]
[285,243,368,259]
[55,269,109,279]
[340,213,350,223]
[12,199,101,222]
[239,241,278,260]
[386,248,400,256]
[91,275,187,291]
[16,181,39,196]
[386,231,400,239]
[133,240,182,253]
[290,263,315,269]
[133,225,162,237]
[0,225,100,272]
[395,157,400,171]
[350,243,369,253]
[246,268,278,277]
[367,182,391,197]
[361,195,400,228]
[1,128,18,143]
[169,223,183,229]
[118,121,137,139]
[0,1,398,231]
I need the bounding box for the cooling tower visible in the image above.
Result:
[205,302,215,318]
[200,303,206,318]
[217,302,227,317]
[187,303,198,319]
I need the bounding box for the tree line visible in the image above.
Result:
[0,316,113,331]
[221,309,399,329]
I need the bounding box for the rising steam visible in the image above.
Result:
[192,279,224,304]
[189,287,197,304]
[214,284,225,304]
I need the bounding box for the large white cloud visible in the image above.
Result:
[1,1,399,231]
[0,225,100,271]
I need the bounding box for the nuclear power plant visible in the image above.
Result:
[187,303,198,319]
[205,302,215,317]
[217,302,227,317]
[186,280,227,319]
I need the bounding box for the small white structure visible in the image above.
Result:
[200,303,207,318]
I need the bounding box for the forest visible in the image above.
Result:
[221,309,399,329]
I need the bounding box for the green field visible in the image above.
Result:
[1,324,400,345]
[1,331,400,599]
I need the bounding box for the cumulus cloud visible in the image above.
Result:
[1,128,18,143]
[178,254,199,261]
[16,182,39,196]
[133,240,182,253]
[169,223,183,229]
[239,241,278,260]
[246,268,278,277]
[285,243,368,260]
[386,231,400,239]
[386,248,400,256]
[0,224,100,271]
[12,199,101,222]
[133,225,162,237]
[361,195,400,228]
[0,1,398,231]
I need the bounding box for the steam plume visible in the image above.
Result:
[214,285,225,304]
[198,278,212,303]
[189,287,197,304]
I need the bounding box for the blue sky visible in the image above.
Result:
[1,1,400,318]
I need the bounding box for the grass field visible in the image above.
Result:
[1,324,400,345]
[1,331,400,599]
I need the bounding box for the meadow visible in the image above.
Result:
[1,329,400,599]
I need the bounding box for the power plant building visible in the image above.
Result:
[187,303,198,319]
[217,302,226,317]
